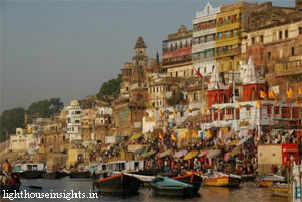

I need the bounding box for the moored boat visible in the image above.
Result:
[0,173,21,194]
[173,173,202,194]
[202,171,241,187]
[70,171,90,179]
[93,173,140,196]
[151,176,198,198]
[271,183,290,197]
[43,171,68,179]
[15,163,46,179]
[255,174,285,187]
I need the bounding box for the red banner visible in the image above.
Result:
[163,47,192,59]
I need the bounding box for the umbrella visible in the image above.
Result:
[207,149,221,159]
[184,151,199,161]
[174,150,188,159]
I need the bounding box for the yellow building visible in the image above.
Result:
[215,2,255,79]
[66,148,86,169]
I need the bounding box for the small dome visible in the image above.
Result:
[70,100,79,106]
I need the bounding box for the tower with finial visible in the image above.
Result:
[132,36,148,67]
[297,0,302,10]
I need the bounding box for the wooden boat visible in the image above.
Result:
[151,176,198,198]
[271,183,290,197]
[0,173,21,194]
[173,173,202,194]
[93,173,140,196]
[203,171,241,187]
[70,171,90,178]
[15,163,46,179]
[43,171,68,179]
[255,174,285,187]
[241,174,256,182]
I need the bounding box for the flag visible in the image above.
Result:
[171,134,176,141]
[299,87,302,96]
[160,111,163,117]
[187,108,192,113]
[296,99,300,107]
[260,90,267,99]
[274,99,278,106]
[194,66,203,78]
[173,110,177,115]
[268,90,276,99]
[217,106,221,112]
[184,131,189,138]
[287,88,294,99]
[256,100,262,108]
[159,132,163,140]
[237,104,241,109]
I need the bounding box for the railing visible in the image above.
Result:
[216,48,240,58]
[274,56,302,76]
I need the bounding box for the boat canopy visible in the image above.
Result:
[158,150,172,159]
[207,149,221,159]
[142,150,156,159]
[174,150,188,159]
[184,151,199,161]
[198,150,208,157]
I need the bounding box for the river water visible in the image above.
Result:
[1,178,289,202]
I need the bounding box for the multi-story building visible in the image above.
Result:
[10,128,39,153]
[66,100,82,142]
[242,19,302,100]
[215,2,255,82]
[192,2,220,77]
[162,25,193,78]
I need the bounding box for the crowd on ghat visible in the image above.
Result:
[96,126,302,176]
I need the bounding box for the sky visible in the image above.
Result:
[0,0,294,112]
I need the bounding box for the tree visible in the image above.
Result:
[96,74,122,101]
[0,107,25,141]
[27,98,64,118]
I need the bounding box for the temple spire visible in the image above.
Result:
[208,66,226,90]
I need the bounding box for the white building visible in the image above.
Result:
[10,128,38,153]
[192,2,220,76]
[66,100,82,142]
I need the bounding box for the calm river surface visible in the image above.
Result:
[1,178,289,202]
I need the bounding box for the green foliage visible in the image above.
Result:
[27,98,64,118]
[96,74,122,101]
[167,91,185,106]
[0,107,25,140]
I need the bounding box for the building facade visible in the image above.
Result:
[162,25,193,78]
[66,100,82,142]
[192,2,220,77]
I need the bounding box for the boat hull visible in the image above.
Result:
[271,186,290,197]
[151,184,196,198]
[203,176,241,187]
[70,171,90,179]
[93,174,140,196]
[173,174,202,194]
[19,171,46,179]
[43,172,68,179]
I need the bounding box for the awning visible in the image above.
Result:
[142,151,156,158]
[129,133,142,141]
[198,150,208,157]
[207,149,221,159]
[174,150,188,159]
[184,151,199,161]
[134,147,146,155]
[158,150,172,159]
[282,148,298,153]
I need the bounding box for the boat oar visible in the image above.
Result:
[23,185,42,189]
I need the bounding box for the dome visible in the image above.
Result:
[70,100,79,106]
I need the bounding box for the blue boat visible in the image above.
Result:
[151,176,198,198]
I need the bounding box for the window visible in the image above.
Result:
[292,47,295,56]
[175,71,178,77]
[279,31,282,39]
[285,30,288,38]
[267,51,271,60]
[260,35,264,43]
[299,45,302,55]
[299,27,302,35]
[252,37,255,44]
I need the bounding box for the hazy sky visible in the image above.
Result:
[0,0,294,112]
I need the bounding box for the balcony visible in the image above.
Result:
[162,55,192,66]
[274,56,302,77]
[216,48,240,58]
